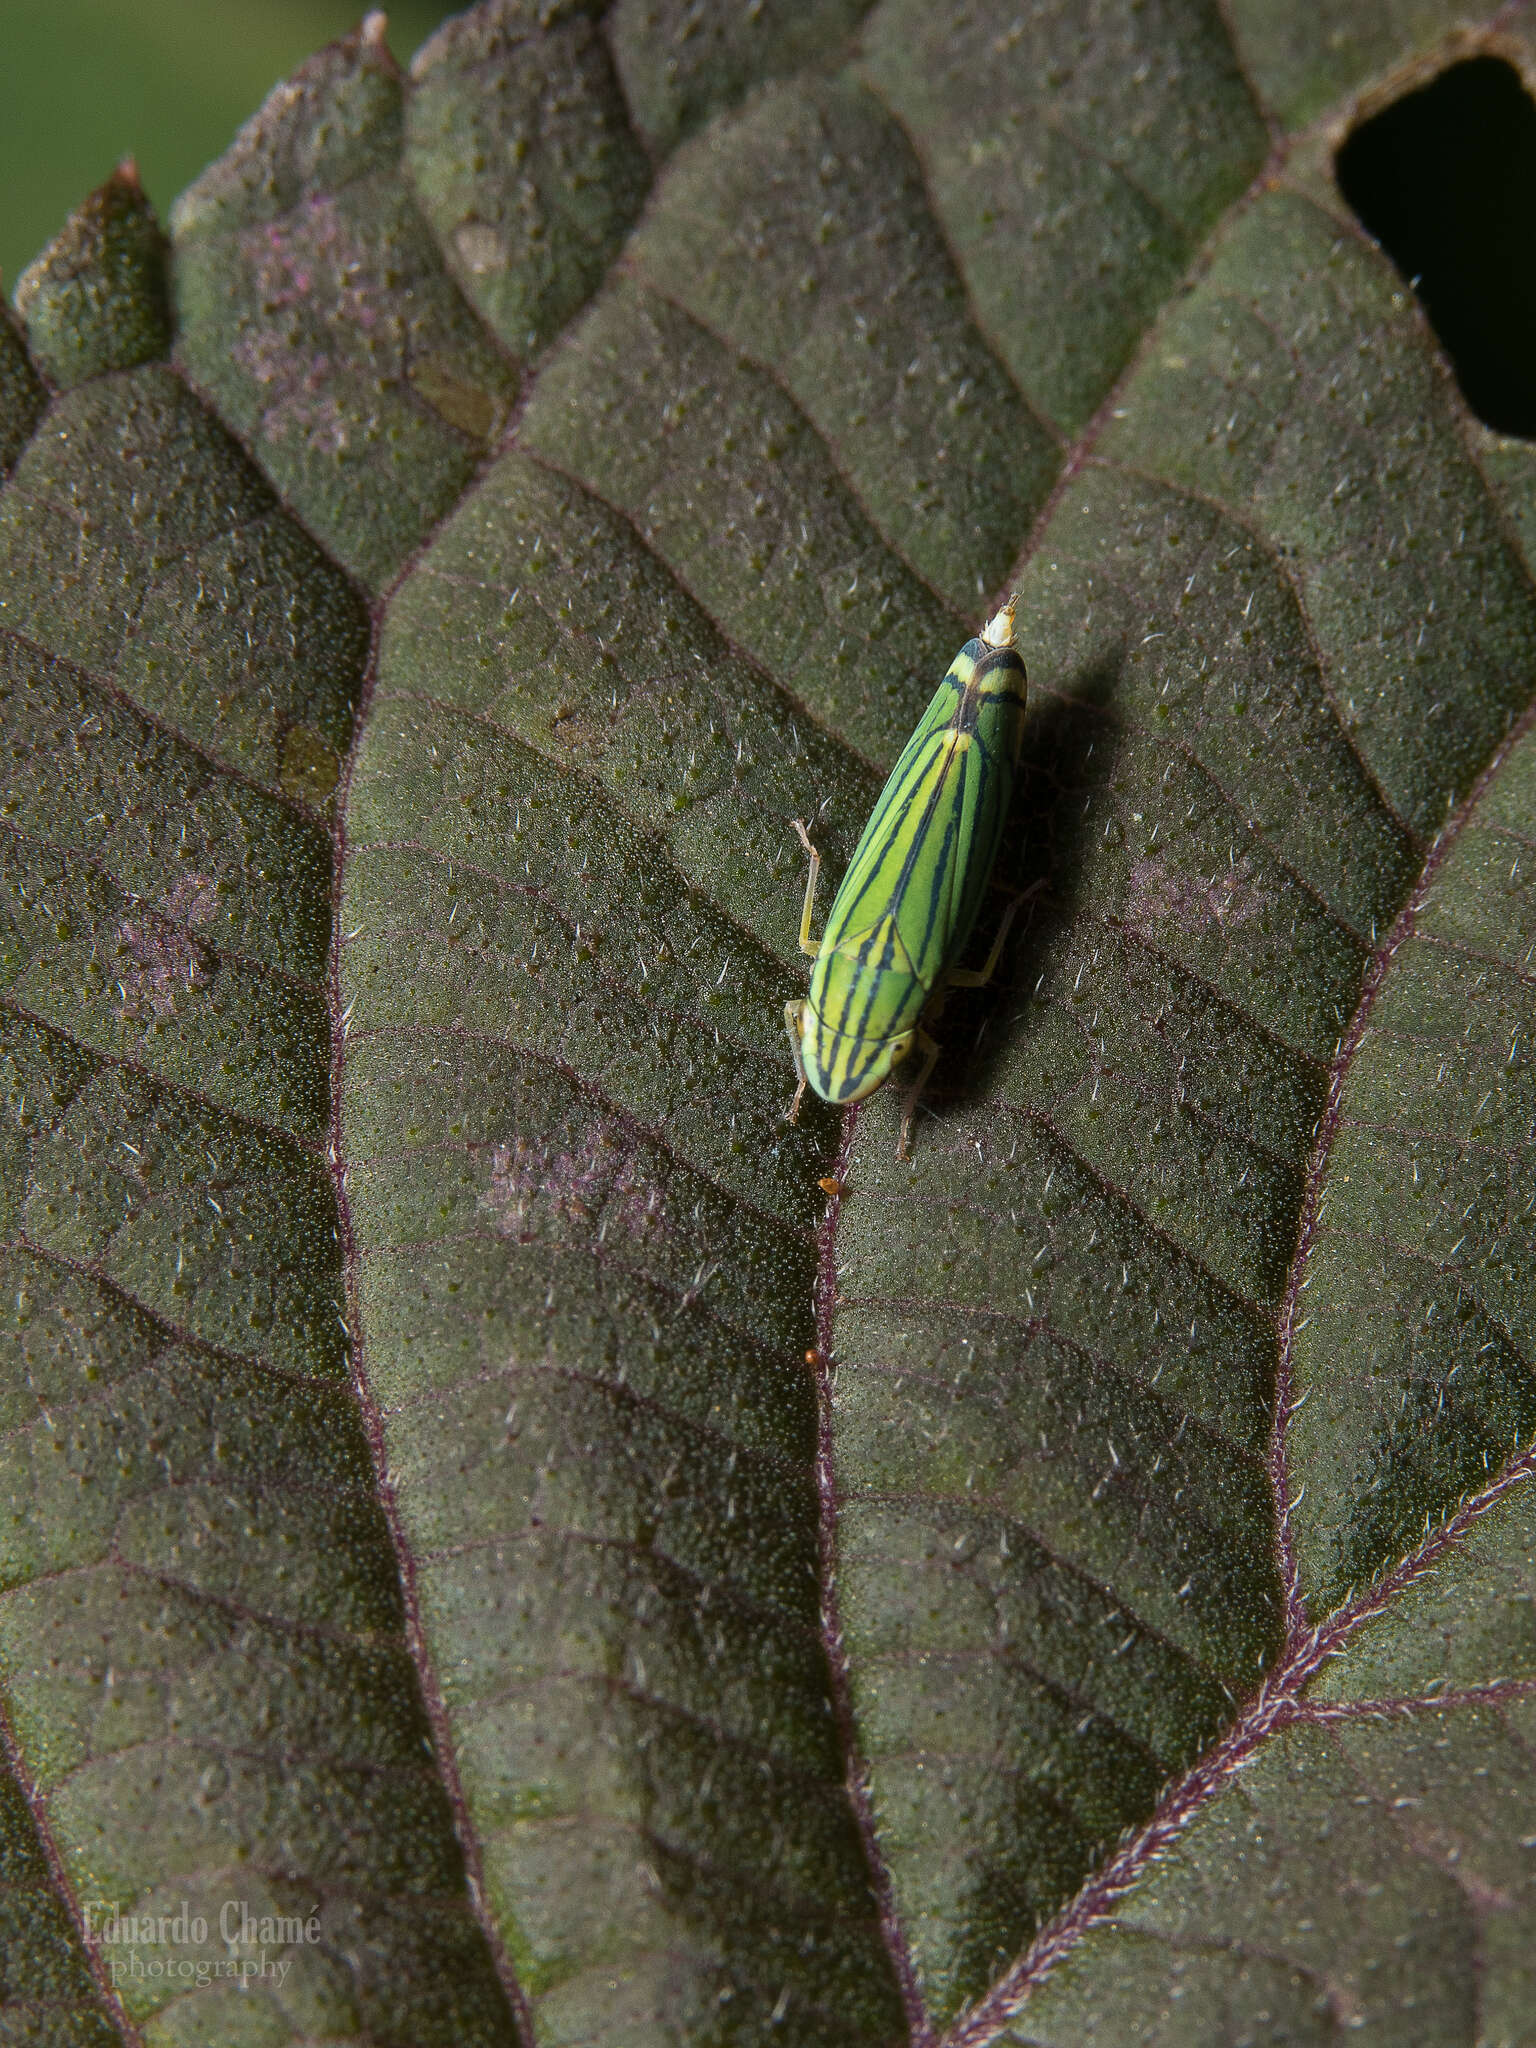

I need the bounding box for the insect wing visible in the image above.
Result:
[935,644,1025,967]
[799,633,1024,1106]
[823,663,967,942]
[852,638,1022,995]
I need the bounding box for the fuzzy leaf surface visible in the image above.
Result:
[3,3,1536,2046]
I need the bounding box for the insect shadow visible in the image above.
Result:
[929,645,1131,1116]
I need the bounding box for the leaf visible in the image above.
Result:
[14,164,171,391]
[2,3,1535,2046]
[994,1479,1536,2045]
[171,15,518,590]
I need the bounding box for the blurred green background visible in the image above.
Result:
[0,1,461,289]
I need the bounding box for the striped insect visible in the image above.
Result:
[785,595,1029,1158]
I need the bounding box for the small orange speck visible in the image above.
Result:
[804,1348,821,1366]
[818,1176,845,1197]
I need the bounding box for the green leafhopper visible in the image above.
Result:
[785,595,1028,1158]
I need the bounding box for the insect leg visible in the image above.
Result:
[946,879,1046,989]
[792,819,822,957]
[783,1000,810,1123]
[896,1027,942,1161]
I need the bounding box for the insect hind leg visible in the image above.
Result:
[897,1027,942,1161]
[945,879,1045,990]
[792,819,822,958]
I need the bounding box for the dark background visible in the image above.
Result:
[0,1,457,288]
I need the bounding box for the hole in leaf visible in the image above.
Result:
[1337,55,1536,436]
